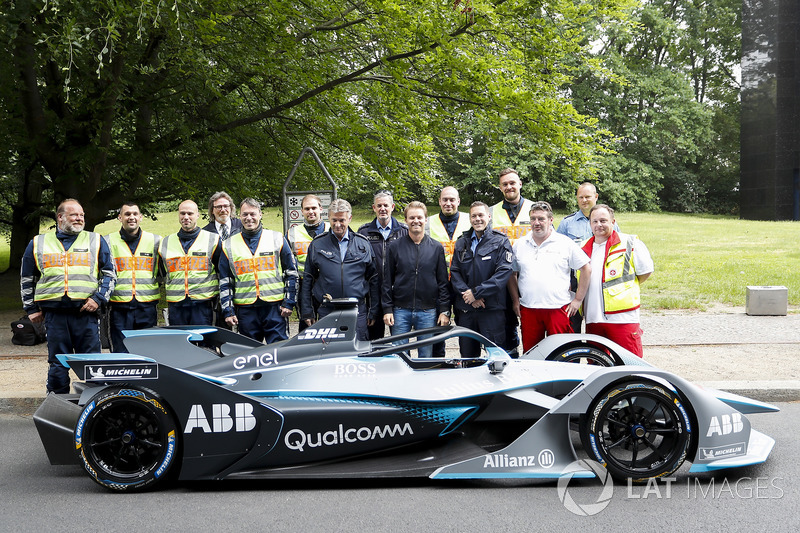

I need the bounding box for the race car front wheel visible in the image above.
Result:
[550,345,615,367]
[580,380,692,482]
[75,386,179,491]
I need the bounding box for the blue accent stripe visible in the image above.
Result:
[432,472,596,479]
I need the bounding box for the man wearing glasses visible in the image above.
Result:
[203,191,243,241]
[508,201,591,353]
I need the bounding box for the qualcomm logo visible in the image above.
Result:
[184,403,256,433]
[285,423,413,452]
[557,459,614,516]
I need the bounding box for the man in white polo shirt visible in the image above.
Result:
[508,201,591,353]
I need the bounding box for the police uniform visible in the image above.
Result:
[301,229,379,341]
[104,229,161,352]
[219,228,298,344]
[20,230,116,393]
[449,228,513,357]
[159,228,221,326]
[287,221,328,332]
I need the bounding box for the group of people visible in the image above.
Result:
[21,168,652,395]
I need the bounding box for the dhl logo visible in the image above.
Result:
[115,257,155,272]
[234,256,276,276]
[166,256,209,272]
[42,253,89,268]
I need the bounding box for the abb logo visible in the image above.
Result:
[184,403,256,434]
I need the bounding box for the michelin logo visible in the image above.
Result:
[84,364,158,380]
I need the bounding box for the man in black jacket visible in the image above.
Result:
[450,201,513,357]
[301,199,379,341]
[357,190,407,340]
[382,202,450,357]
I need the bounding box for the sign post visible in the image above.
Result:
[282,147,337,234]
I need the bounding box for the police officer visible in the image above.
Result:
[159,200,221,326]
[20,199,116,393]
[104,202,161,352]
[489,168,533,357]
[302,199,379,341]
[287,194,328,332]
[219,198,298,344]
[450,202,513,357]
[357,190,407,340]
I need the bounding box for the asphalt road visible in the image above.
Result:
[1,403,798,532]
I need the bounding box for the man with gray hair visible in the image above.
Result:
[218,198,298,344]
[358,190,407,340]
[203,191,243,241]
[302,199,379,340]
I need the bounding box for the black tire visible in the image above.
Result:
[581,381,692,482]
[75,386,179,492]
[550,345,615,367]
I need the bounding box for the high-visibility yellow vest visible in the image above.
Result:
[580,231,640,314]
[425,212,471,271]
[160,230,219,302]
[224,231,285,304]
[490,198,533,245]
[33,232,100,301]
[287,222,327,276]
[105,231,161,303]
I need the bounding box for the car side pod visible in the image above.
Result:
[33,393,82,465]
[430,412,593,480]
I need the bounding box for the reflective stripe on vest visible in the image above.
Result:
[33,232,100,301]
[224,231,285,304]
[425,213,471,271]
[105,231,161,303]
[287,222,327,276]
[490,198,533,245]
[160,231,219,302]
[581,232,640,314]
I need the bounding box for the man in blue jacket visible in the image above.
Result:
[357,190,407,340]
[302,199,379,341]
[450,201,513,357]
[20,199,116,393]
[382,202,450,357]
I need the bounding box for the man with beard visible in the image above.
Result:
[219,198,298,344]
[20,199,116,393]
[287,194,328,332]
[382,202,450,357]
[357,190,407,340]
[159,200,222,326]
[450,202,513,357]
[508,201,591,352]
[104,202,161,352]
[489,168,533,356]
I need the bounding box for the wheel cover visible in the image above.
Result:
[594,389,686,477]
[85,398,167,479]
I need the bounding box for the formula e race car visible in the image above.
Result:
[34,299,778,492]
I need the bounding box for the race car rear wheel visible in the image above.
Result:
[75,386,179,491]
[581,380,691,482]
[550,345,615,367]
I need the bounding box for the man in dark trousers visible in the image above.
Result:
[104,202,161,352]
[357,190,407,340]
[382,202,450,357]
[159,200,221,326]
[302,199,379,341]
[219,198,298,344]
[20,198,116,393]
[450,201,513,357]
